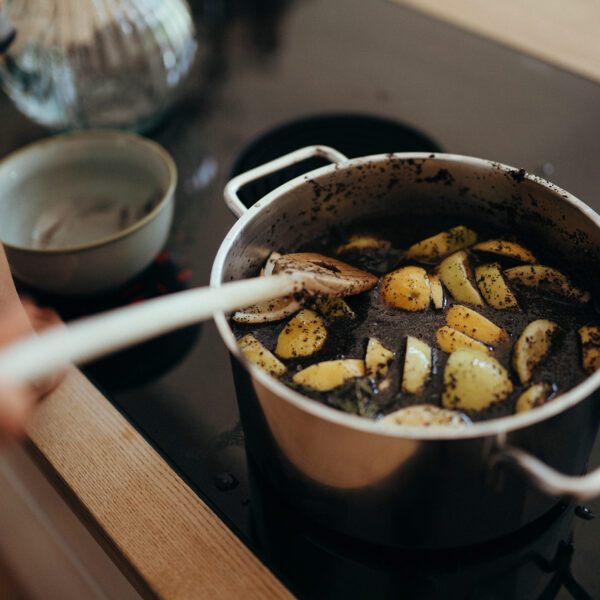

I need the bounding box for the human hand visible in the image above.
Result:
[0,298,64,443]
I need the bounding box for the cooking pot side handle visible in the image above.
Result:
[496,446,600,503]
[223,145,348,218]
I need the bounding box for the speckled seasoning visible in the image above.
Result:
[232,216,599,423]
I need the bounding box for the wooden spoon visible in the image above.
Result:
[0,253,377,384]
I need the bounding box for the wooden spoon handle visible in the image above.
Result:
[0,275,297,384]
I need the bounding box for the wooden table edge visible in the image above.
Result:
[393,0,600,85]
[25,367,294,600]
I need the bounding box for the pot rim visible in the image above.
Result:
[212,151,600,441]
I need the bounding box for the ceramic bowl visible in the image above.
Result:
[0,131,176,295]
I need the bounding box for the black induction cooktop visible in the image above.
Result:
[70,112,598,600]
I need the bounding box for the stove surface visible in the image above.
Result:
[2,0,600,598]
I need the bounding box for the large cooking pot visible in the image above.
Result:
[211,146,600,547]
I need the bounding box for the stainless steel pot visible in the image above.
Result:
[211,146,600,547]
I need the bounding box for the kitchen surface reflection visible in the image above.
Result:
[249,455,593,599]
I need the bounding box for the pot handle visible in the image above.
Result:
[224,145,348,218]
[494,445,600,503]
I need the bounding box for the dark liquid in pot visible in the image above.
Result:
[231,216,599,422]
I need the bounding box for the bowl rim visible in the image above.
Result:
[212,151,600,441]
[0,130,177,254]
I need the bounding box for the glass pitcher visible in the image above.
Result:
[0,0,197,132]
